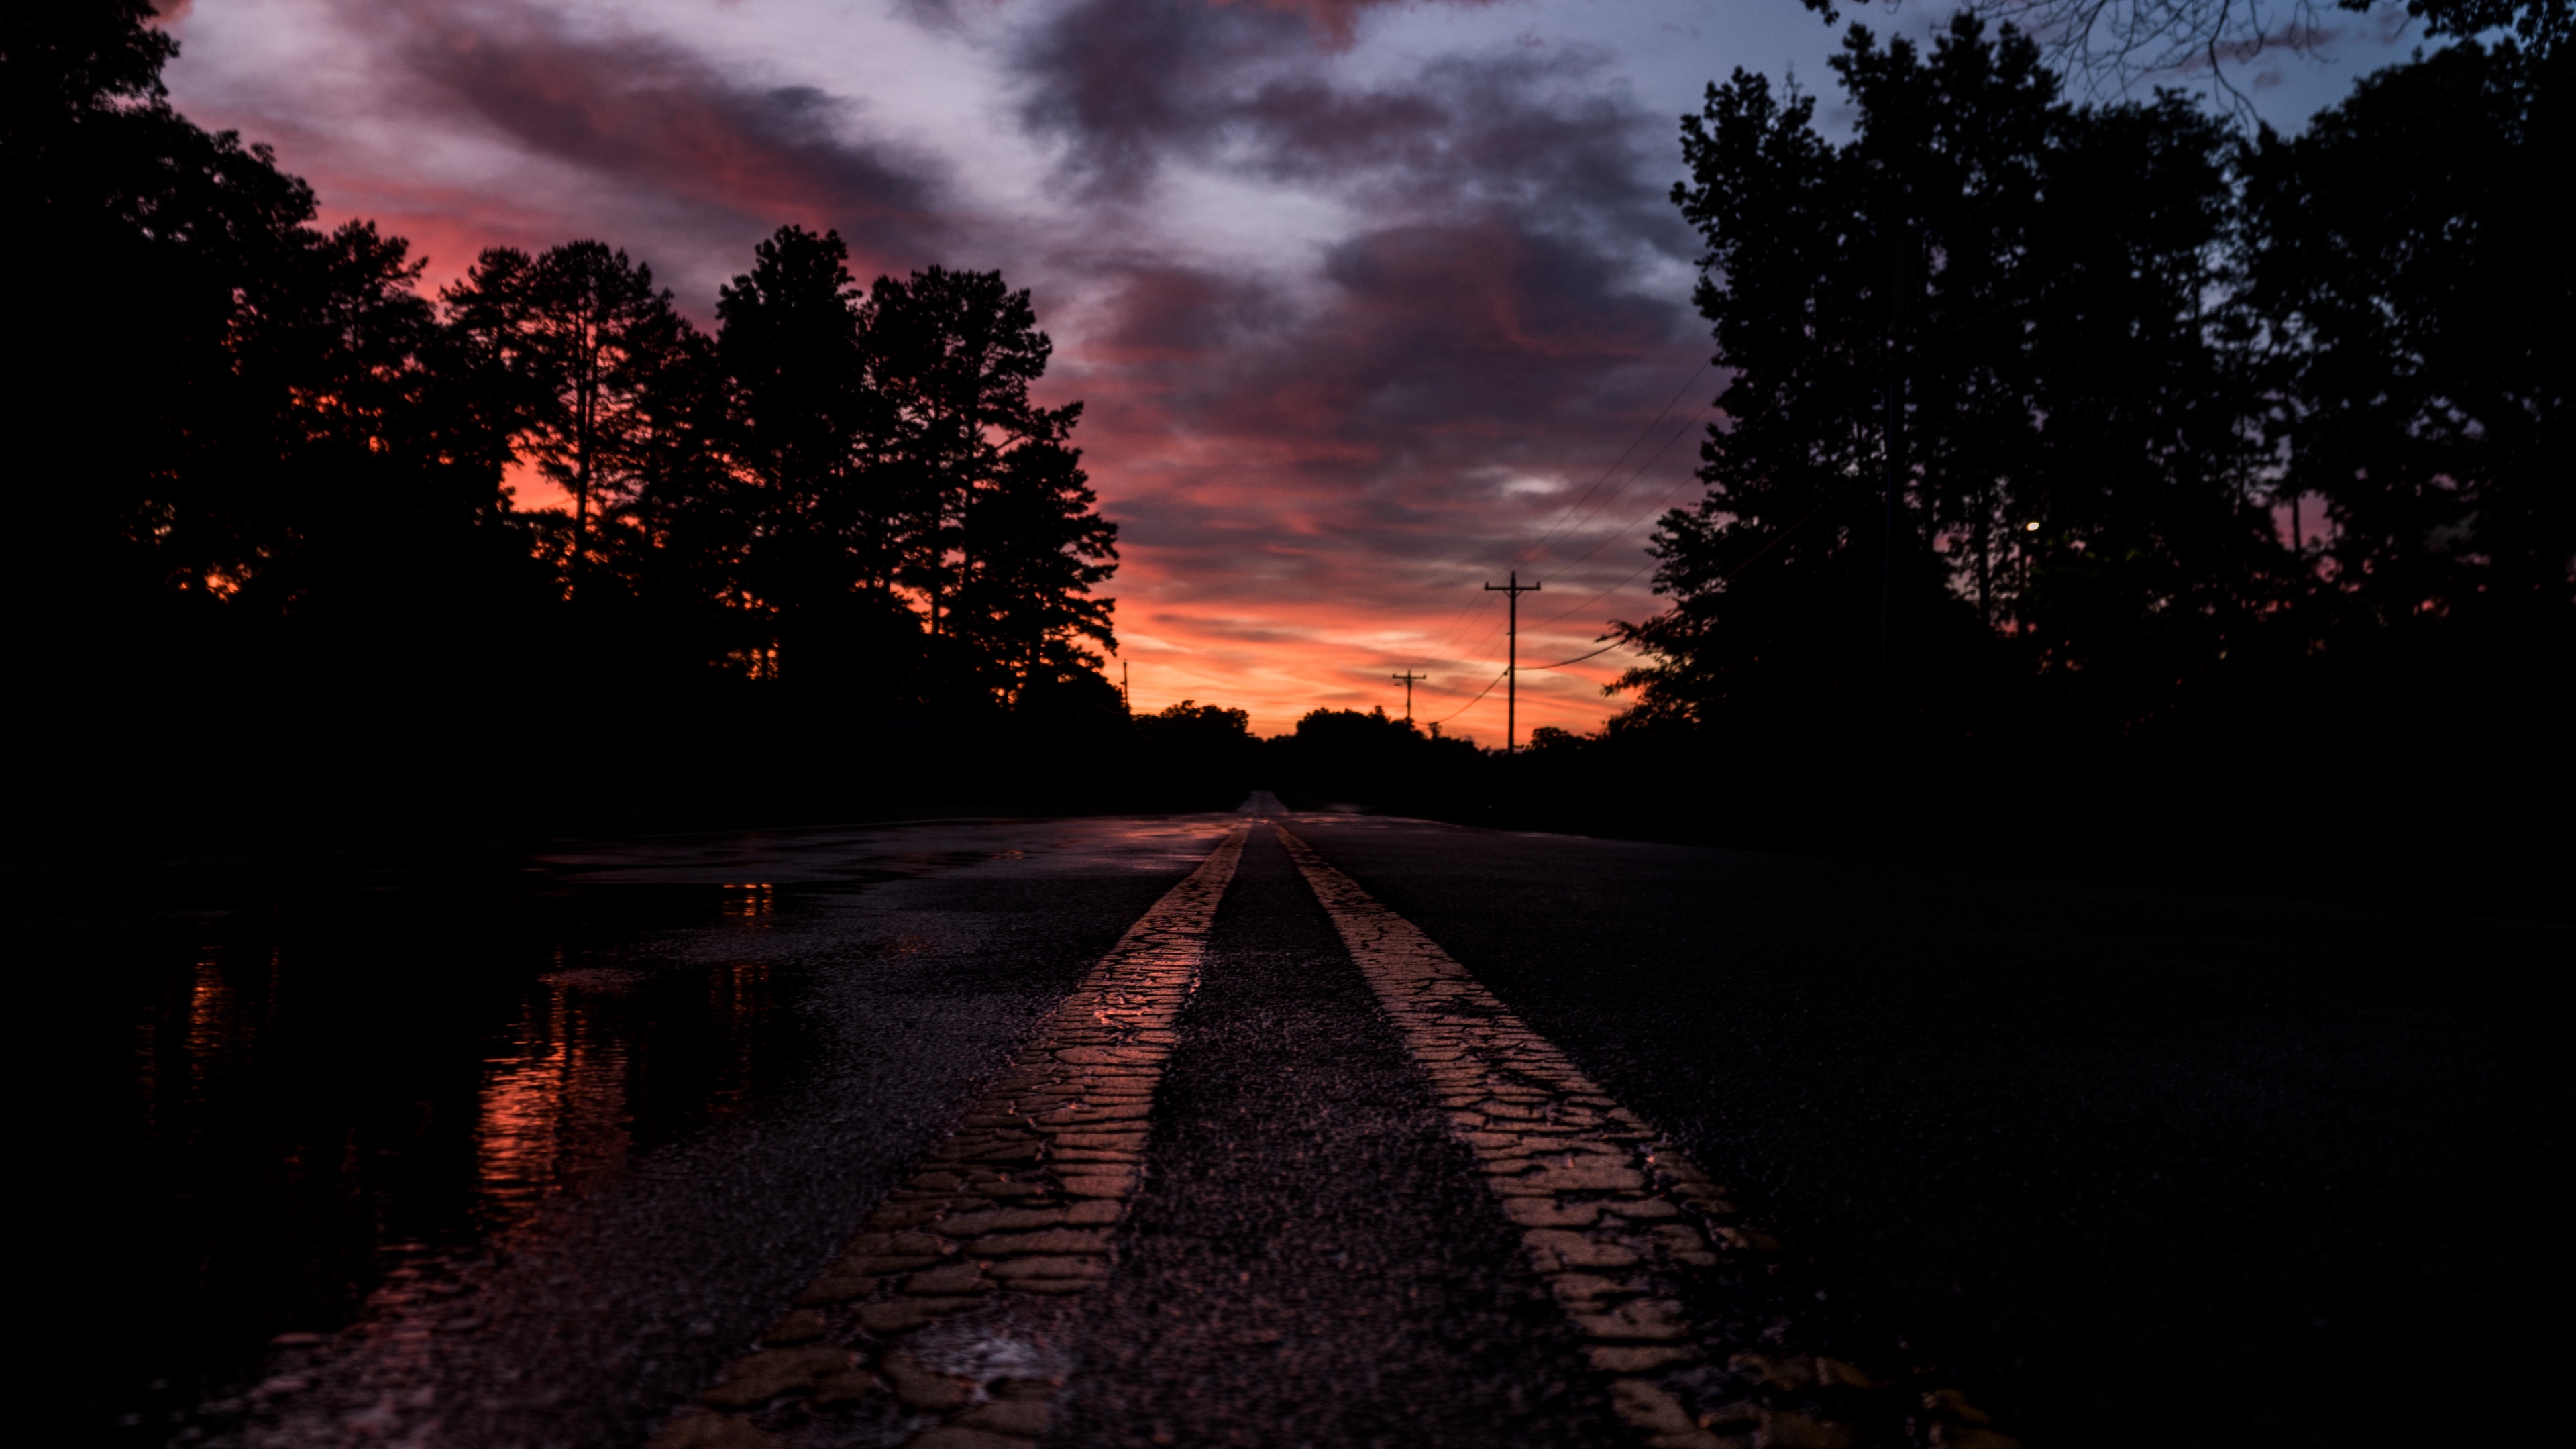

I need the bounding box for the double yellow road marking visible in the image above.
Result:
[659,828,1243,1448]
[1280,829,2017,1449]
[658,823,2016,1449]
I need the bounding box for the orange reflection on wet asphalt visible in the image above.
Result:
[474,977,634,1222]
[184,954,237,1105]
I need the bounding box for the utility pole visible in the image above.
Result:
[1389,671,1426,724]
[1120,661,1130,714]
[1483,571,1542,753]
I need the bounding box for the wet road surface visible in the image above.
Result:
[1051,825,1611,1448]
[32,812,2569,1447]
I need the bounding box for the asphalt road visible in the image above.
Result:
[38,812,2570,1448]
[1290,816,2572,1448]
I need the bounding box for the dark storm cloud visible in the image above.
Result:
[1245,52,1693,248]
[1091,262,1301,362]
[1014,0,1317,197]
[1072,206,1697,573]
[1014,0,1690,256]
[392,1,953,267]
[1031,3,1702,481]
[1008,0,1525,197]
[1303,216,1686,437]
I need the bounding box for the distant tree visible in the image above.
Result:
[864,269,1059,631]
[441,241,701,600]
[5,5,1137,820]
[720,227,873,526]
[221,219,522,621]
[1274,707,1431,808]
[714,225,912,686]
[1130,701,1262,809]
[865,266,1118,702]
[953,407,1118,700]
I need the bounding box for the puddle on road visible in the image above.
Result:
[78,881,809,1444]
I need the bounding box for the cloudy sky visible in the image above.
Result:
[160,0,2417,738]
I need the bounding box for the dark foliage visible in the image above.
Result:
[2243,38,2572,798]
[1621,17,2283,775]
[1266,708,1487,813]
[1126,702,1267,812]
[1490,17,2565,885]
[6,4,1126,824]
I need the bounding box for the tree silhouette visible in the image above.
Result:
[953,407,1118,701]
[713,226,909,690]
[441,242,700,600]
[2245,38,2572,773]
[863,268,1065,637]
[1625,16,2279,759]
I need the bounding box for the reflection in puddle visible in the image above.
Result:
[86,889,810,1445]
[466,956,788,1230]
[474,977,633,1223]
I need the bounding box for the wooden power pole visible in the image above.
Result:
[1390,671,1426,724]
[1484,571,1542,753]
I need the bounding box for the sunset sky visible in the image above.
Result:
[158,0,2415,739]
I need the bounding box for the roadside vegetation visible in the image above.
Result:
[11,4,1124,823]
[1473,13,2569,903]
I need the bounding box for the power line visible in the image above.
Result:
[1428,413,1711,677]
[1528,638,1629,671]
[1475,441,1713,666]
[1407,586,1501,676]
[1425,664,1511,727]
[1518,442,1859,654]
[1516,408,1710,575]
[1407,359,1868,733]
[1517,468,1709,637]
[1404,359,1711,674]
[1513,362,1710,567]
[1523,409,1710,586]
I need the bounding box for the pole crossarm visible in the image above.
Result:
[1389,671,1426,724]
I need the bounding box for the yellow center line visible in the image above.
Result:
[651,826,1249,1449]
[1276,824,2023,1449]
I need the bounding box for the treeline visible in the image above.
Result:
[1562,17,2569,849]
[9,5,1120,820]
[1125,704,1487,813]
